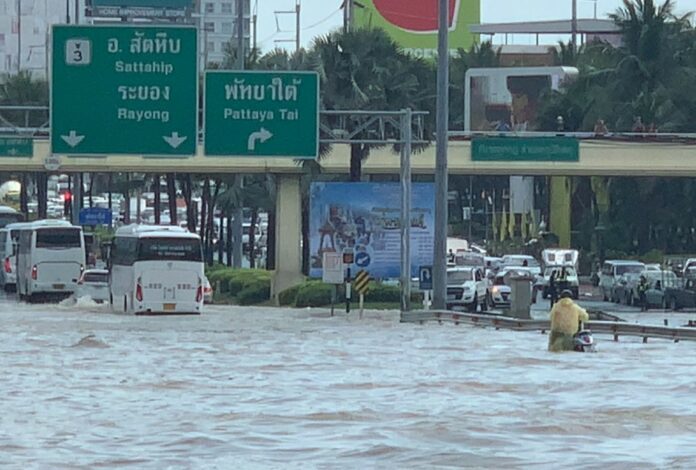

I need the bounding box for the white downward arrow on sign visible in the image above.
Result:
[60,130,85,148]
[247,128,273,151]
[163,132,187,149]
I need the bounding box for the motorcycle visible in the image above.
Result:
[573,323,596,352]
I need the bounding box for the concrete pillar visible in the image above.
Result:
[549,176,571,248]
[271,174,304,301]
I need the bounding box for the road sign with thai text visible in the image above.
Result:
[51,25,198,156]
[0,136,32,157]
[204,71,319,158]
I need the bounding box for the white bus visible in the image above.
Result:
[109,225,204,315]
[16,220,85,301]
[0,222,32,292]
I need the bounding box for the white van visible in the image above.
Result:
[599,260,645,302]
[16,220,85,301]
[0,222,31,291]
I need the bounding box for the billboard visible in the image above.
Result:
[353,0,480,58]
[86,0,193,19]
[309,183,435,279]
[465,66,579,132]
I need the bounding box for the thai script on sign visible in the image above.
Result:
[225,77,302,102]
[107,31,182,55]
[118,85,171,101]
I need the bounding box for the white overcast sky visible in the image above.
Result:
[256,0,696,51]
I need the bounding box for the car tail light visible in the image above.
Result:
[196,285,203,302]
[136,278,143,302]
[4,258,11,274]
[80,264,85,273]
[31,265,37,280]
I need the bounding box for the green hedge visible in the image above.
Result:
[206,268,271,305]
[278,284,301,306]
[279,280,417,308]
[295,281,334,308]
[364,284,400,303]
[237,281,271,305]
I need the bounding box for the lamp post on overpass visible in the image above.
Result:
[432,0,449,310]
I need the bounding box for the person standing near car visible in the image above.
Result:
[637,274,649,311]
[549,269,558,308]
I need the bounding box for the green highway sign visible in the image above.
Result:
[51,25,197,156]
[0,136,32,157]
[204,71,319,158]
[472,137,579,162]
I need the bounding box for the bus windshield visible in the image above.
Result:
[36,229,82,248]
[137,238,202,262]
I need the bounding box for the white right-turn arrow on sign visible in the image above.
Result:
[247,127,273,151]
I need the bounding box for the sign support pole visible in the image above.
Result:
[359,293,364,319]
[400,108,412,315]
[331,285,336,317]
[345,267,351,314]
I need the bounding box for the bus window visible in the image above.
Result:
[137,238,203,262]
[36,229,82,248]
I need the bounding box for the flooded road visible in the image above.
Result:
[1,295,696,468]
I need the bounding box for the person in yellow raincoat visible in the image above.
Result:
[548,290,590,352]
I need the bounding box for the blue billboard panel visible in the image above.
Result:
[309,182,434,279]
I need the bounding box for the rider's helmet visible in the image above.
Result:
[560,289,574,299]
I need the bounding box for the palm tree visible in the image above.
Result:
[312,28,434,181]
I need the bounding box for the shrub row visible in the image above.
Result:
[279,280,419,308]
[206,268,271,305]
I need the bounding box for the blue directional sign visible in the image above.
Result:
[79,207,112,226]
[419,265,433,290]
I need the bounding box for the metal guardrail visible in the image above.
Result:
[401,310,696,343]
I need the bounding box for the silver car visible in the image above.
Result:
[75,269,109,303]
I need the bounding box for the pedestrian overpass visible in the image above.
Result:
[4,136,695,298]
[4,137,696,176]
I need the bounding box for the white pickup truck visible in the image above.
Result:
[446,267,489,312]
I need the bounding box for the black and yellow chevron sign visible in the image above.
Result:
[353,270,370,295]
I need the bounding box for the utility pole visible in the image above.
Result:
[236,0,245,68]
[343,0,353,33]
[571,0,578,52]
[432,0,449,311]
[233,0,245,269]
[252,2,258,52]
[295,0,301,52]
[274,1,301,52]
[400,109,413,313]
[17,0,21,72]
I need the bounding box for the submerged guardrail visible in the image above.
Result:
[401,311,696,343]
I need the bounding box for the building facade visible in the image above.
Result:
[0,0,79,78]
[0,0,249,78]
[196,0,250,67]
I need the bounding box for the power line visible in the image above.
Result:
[303,7,342,31]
